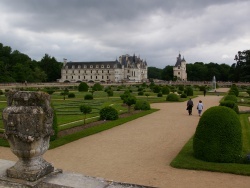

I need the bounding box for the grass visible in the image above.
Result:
[170,113,250,176]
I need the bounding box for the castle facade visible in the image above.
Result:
[58,54,148,83]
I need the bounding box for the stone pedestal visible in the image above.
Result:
[2,91,55,182]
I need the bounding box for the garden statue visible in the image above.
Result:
[2,91,55,181]
[212,76,216,91]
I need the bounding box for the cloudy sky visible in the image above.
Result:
[0,0,250,68]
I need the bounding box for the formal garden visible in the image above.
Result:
[1,82,250,176]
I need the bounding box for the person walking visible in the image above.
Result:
[203,89,206,96]
[186,98,193,115]
[197,100,204,116]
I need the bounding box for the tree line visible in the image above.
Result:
[0,43,62,83]
[148,49,250,82]
[0,42,249,83]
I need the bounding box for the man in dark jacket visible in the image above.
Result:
[187,98,193,115]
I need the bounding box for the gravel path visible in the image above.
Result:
[1,88,250,188]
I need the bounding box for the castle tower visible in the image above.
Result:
[173,53,187,81]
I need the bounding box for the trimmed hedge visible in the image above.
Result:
[99,106,118,120]
[134,100,151,110]
[84,94,93,100]
[166,93,179,101]
[185,86,193,96]
[224,95,237,103]
[219,100,239,114]
[193,106,242,163]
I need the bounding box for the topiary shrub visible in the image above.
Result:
[224,95,237,103]
[134,100,151,110]
[84,94,93,100]
[193,106,242,163]
[93,83,103,91]
[219,101,239,114]
[99,106,118,120]
[162,86,170,94]
[78,82,89,92]
[157,92,163,97]
[138,91,144,96]
[68,93,75,98]
[230,84,239,97]
[166,93,179,101]
[180,93,187,98]
[185,86,193,96]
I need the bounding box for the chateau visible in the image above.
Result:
[173,53,187,81]
[58,54,148,83]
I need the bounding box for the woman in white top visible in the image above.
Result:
[197,100,204,116]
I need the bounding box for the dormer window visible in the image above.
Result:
[72,65,75,69]
[84,65,87,68]
[107,65,110,68]
[78,65,81,69]
[101,65,104,68]
[96,65,99,68]
[90,65,93,68]
[65,66,68,69]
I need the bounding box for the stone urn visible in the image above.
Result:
[2,91,55,181]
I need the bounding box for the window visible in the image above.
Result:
[102,76,103,79]
[101,65,104,68]
[96,70,98,73]
[66,70,68,74]
[78,65,81,69]
[85,70,86,73]
[78,70,80,73]
[66,76,68,79]
[102,70,104,73]
[84,76,85,79]
[72,76,73,79]
[96,65,99,68]
[96,76,97,79]
[128,70,130,73]
[107,76,109,79]
[178,72,180,75]
[78,76,80,79]
[108,70,109,73]
[84,65,87,68]
[72,65,75,69]
[91,70,92,73]
[90,65,93,68]
[91,76,92,79]
[107,65,110,68]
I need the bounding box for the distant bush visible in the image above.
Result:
[138,91,144,96]
[157,92,163,97]
[84,94,93,100]
[224,95,237,103]
[178,85,184,91]
[185,86,193,96]
[193,106,242,163]
[219,101,239,114]
[93,83,103,91]
[0,90,3,95]
[134,100,151,110]
[107,90,114,97]
[166,93,179,101]
[180,93,187,98]
[161,86,170,94]
[230,84,239,97]
[99,106,118,120]
[153,85,161,93]
[68,93,75,98]
[177,90,182,95]
[78,82,89,92]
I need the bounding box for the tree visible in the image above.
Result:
[147,67,162,80]
[161,65,173,81]
[39,54,62,82]
[123,96,137,113]
[80,105,92,124]
[234,50,250,82]
[78,82,89,92]
[92,83,103,91]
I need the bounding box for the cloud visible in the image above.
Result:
[0,0,249,68]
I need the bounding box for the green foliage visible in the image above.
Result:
[178,85,184,91]
[80,104,92,124]
[99,106,118,120]
[92,83,103,91]
[185,86,193,96]
[138,91,144,96]
[219,101,239,114]
[157,92,163,97]
[153,85,161,93]
[107,90,114,97]
[180,93,187,98]
[78,82,89,92]
[68,93,75,98]
[84,94,93,100]
[0,90,3,95]
[229,84,239,97]
[166,93,179,101]
[247,89,250,96]
[134,100,151,110]
[161,86,170,94]
[45,90,55,95]
[199,85,206,91]
[124,95,137,112]
[224,95,237,103]
[193,106,242,163]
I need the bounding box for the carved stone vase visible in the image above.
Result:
[2,91,54,181]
